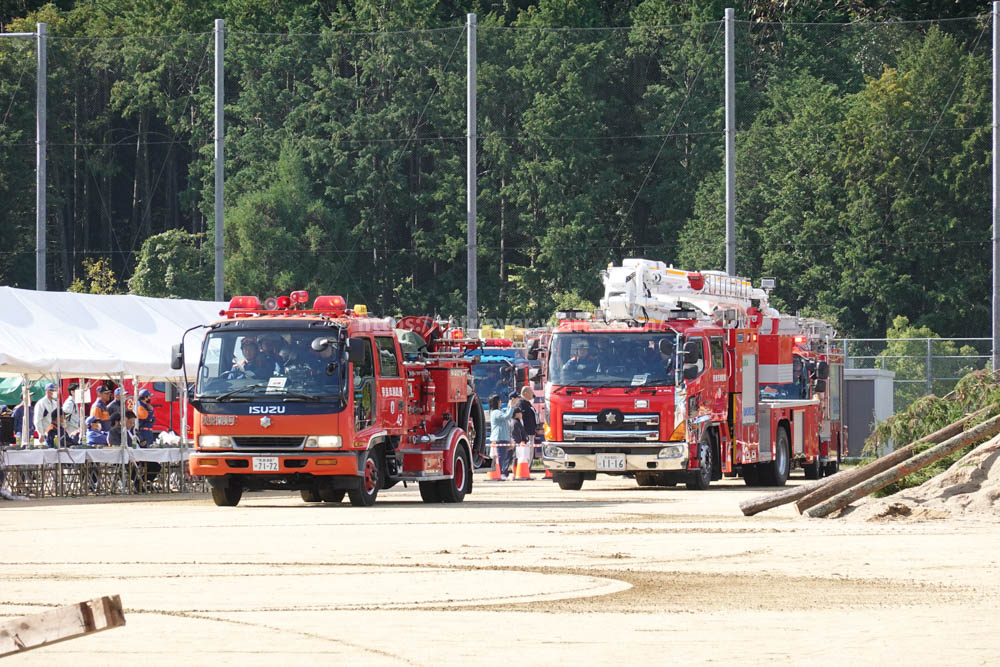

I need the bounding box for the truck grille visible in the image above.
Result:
[232,436,305,449]
[562,411,659,442]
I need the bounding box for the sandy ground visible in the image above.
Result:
[2,473,999,666]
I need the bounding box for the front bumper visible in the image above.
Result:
[189,451,362,477]
[541,441,688,474]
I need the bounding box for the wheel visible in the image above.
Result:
[742,464,760,486]
[554,472,584,491]
[824,459,840,476]
[803,454,822,480]
[320,487,345,503]
[761,427,790,487]
[348,448,382,507]
[419,481,442,503]
[686,435,713,490]
[211,485,242,507]
[462,397,489,470]
[300,488,322,503]
[438,446,471,503]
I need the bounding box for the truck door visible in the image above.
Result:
[354,337,376,431]
[374,335,406,430]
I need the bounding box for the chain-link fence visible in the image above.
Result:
[0,15,993,338]
[844,337,991,410]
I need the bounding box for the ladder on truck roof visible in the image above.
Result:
[600,258,774,324]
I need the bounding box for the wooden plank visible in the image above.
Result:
[806,412,1000,518]
[738,473,842,516]
[793,408,986,515]
[0,595,125,657]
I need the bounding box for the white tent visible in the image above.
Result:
[0,287,228,381]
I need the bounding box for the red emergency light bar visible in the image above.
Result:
[484,338,513,347]
[687,272,705,291]
[314,295,347,314]
[290,290,310,304]
[228,295,261,311]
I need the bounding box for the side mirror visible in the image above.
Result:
[311,337,331,352]
[526,339,540,361]
[813,378,827,394]
[683,366,700,380]
[164,383,177,402]
[347,338,366,364]
[816,361,830,380]
[684,340,700,365]
[170,343,184,370]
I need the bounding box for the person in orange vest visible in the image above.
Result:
[136,389,156,446]
[90,386,114,431]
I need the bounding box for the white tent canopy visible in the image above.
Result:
[0,287,228,381]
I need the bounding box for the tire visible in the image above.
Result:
[300,488,322,503]
[824,458,840,477]
[742,464,760,486]
[462,397,489,470]
[348,447,382,507]
[211,485,242,507]
[438,446,471,503]
[686,435,713,490]
[555,472,584,491]
[803,454,822,480]
[419,481,442,503]
[761,427,791,487]
[320,487,345,503]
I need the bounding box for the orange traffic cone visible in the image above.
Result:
[544,468,553,479]
[513,444,532,480]
[487,449,501,480]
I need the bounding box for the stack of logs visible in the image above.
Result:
[739,407,1000,518]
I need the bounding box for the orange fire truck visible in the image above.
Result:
[537,259,845,490]
[171,292,487,507]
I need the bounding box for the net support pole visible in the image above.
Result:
[214,18,225,302]
[993,2,999,372]
[724,8,736,276]
[36,22,46,291]
[466,13,478,330]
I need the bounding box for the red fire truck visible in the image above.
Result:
[171,292,488,507]
[537,259,845,490]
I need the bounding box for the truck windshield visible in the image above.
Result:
[471,361,515,404]
[547,331,678,388]
[196,329,345,402]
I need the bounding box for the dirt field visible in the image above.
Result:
[2,473,998,666]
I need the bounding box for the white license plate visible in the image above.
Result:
[252,457,279,472]
[595,453,626,471]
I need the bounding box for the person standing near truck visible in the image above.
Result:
[489,394,518,480]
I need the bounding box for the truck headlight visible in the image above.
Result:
[543,445,566,459]
[658,445,684,459]
[305,435,342,449]
[198,435,233,449]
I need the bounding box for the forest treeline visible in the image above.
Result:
[0,0,992,338]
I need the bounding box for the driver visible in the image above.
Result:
[561,339,598,374]
[232,337,275,378]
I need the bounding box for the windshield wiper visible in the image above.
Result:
[212,383,270,401]
[280,391,322,402]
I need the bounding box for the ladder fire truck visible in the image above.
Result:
[537,259,845,490]
[171,292,488,507]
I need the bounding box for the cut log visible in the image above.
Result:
[806,412,1000,518]
[739,473,843,516]
[794,408,987,515]
[0,595,125,657]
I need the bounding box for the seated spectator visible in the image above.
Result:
[85,415,109,447]
[12,400,33,445]
[108,410,136,448]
